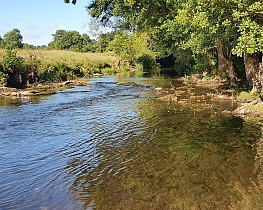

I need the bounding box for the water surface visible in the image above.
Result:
[0,76,262,209]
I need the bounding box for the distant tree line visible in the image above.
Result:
[0,28,156,88]
[0,28,139,54]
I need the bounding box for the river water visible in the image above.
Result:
[0,76,263,210]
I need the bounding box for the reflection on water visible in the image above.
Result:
[0,76,262,209]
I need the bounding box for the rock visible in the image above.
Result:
[155,87,163,91]
[250,100,260,105]
[233,107,252,115]
[222,110,232,115]
[21,91,31,96]
[160,94,178,102]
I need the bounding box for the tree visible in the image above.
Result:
[231,1,263,90]
[65,0,263,90]
[3,28,23,49]
[64,0,76,4]
[108,32,131,57]
[96,31,116,52]
[48,29,85,51]
[82,33,92,44]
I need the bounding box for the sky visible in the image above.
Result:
[0,0,93,46]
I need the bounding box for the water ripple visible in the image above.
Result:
[0,77,260,210]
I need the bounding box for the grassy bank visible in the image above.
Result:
[17,49,118,69]
[0,49,121,88]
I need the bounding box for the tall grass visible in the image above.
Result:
[17,49,118,74]
[0,49,120,87]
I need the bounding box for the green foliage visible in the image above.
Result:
[72,0,262,85]
[0,71,7,87]
[48,29,97,52]
[97,32,116,52]
[3,28,23,49]
[173,49,196,76]
[0,49,117,87]
[137,54,157,71]
[39,62,75,82]
[2,48,24,87]
[0,64,7,86]
[232,1,263,56]
[23,51,41,84]
[108,32,131,59]
[236,91,261,102]
[49,29,83,51]
[48,29,116,53]
[109,31,157,70]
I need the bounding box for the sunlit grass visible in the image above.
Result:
[16,49,118,64]
[0,49,119,66]
[236,91,261,102]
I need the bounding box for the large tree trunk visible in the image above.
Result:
[217,41,236,80]
[244,52,263,91]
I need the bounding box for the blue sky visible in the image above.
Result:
[0,0,92,46]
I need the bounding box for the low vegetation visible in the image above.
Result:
[0,49,120,88]
[0,28,157,89]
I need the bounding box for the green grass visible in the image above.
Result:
[16,49,118,63]
[0,49,123,87]
[243,103,263,114]
[0,49,120,73]
[236,91,261,102]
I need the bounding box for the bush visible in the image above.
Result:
[2,49,25,87]
[23,51,41,84]
[39,62,75,83]
[0,64,7,86]
[236,91,262,102]
[137,54,157,70]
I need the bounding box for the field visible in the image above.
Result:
[0,49,122,87]
[0,49,120,75]
[19,50,118,65]
[0,49,118,63]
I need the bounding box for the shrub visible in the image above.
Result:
[137,54,157,71]
[2,49,25,87]
[0,64,7,86]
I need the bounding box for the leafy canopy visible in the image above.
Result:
[3,28,23,49]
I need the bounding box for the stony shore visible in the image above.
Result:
[0,80,88,98]
[155,76,263,119]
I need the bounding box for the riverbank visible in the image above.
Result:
[1,74,263,119]
[154,75,263,119]
[0,79,88,98]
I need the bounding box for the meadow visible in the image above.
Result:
[0,49,120,87]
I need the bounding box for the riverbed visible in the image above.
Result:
[0,76,262,209]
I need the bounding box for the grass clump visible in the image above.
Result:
[236,91,262,102]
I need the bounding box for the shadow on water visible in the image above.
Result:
[0,76,263,210]
[66,88,262,209]
[0,95,50,106]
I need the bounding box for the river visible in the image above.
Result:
[0,76,262,210]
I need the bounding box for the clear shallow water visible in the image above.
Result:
[0,76,262,209]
